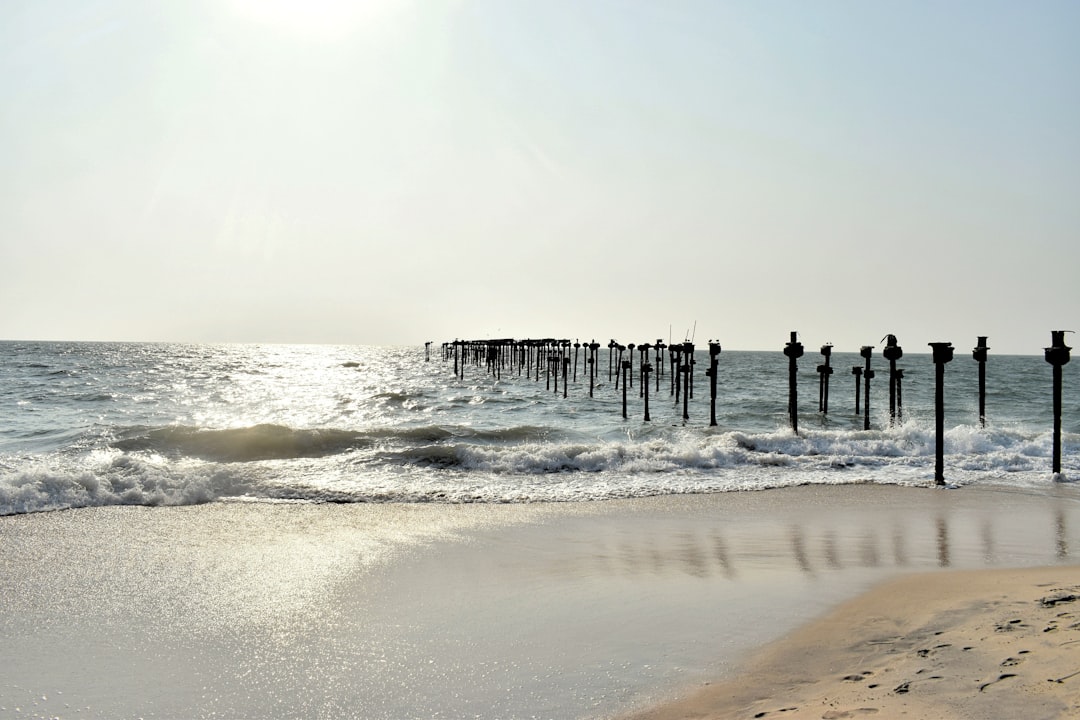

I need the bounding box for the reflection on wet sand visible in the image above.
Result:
[561,500,1079,580]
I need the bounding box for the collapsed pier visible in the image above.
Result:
[435,331,1073,482]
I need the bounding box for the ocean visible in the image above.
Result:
[1,340,1077,515]
[3,339,1080,719]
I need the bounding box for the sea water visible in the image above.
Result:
[3,341,1080,719]
[1,340,1078,515]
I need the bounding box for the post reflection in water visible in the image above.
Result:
[981,520,996,565]
[790,526,812,574]
[1058,510,1069,559]
[859,530,881,568]
[823,531,841,570]
[566,496,1077,581]
[892,524,908,567]
[937,515,951,567]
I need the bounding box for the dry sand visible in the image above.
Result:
[625,565,1080,720]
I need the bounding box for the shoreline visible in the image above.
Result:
[622,564,1080,719]
[2,484,1080,718]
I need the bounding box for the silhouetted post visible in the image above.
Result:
[817,344,833,414]
[783,332,804,435]
[563,356,570,398]
[706,341,721,427]
[681,360,690,421]
[588,341,598,398]
[573,341,580,382]
[883,334,903,425]
[671,345,681,399]
[642,361,652,421]
[608,340,616,382]
[621,360,631,419]
[638,344,651,397]
[613,344,625,390]
[895,369,904,418]
[929,342,955,485]
[655,340,665,392]
[685,342,696,399]
[973,336,989,427]
[627,343,635,389]
[425,341,431,362]
[860,346,875,430]
[1045,331,1072,475]
[852,366,862,414]
[547,346,554,391]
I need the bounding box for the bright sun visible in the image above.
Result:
[230,0,390,39]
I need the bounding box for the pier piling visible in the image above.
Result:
[929,342,955,485]
[883,335,903,425]
[642,359,652,421]
[973,336,989,427]
[783,332,804,435]
[860,346,875,430]
[1045,330,1073,476]
[707,341,721,427]
[852,366,862,415]
[817,344,833,414]
[621,359,631,420]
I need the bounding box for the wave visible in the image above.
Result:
[107,423,559,463]
[111,424,372,462]
[2,422,1075,516]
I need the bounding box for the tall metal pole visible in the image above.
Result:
[883,335,903,425]
[929,342,955,486]
[783,332,804,435]
[1045,331,1072,475]
[707,341,721,427]
[860,346,875,431]
[973,336,989,428]
[818,344,833,414]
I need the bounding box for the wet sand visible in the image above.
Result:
[2,483,1079,719]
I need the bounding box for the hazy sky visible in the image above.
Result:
[3,0,1078,354]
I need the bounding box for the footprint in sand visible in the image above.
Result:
[978,673,1018,692]
[1002,650,1031,667]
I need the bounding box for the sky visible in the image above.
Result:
[2,0,1078,354]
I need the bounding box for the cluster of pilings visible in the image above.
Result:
[439,331,1073,484]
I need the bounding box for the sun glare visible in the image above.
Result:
[230,0,391,39]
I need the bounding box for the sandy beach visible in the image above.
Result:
[625,565,1080,719]
[3,483,1080,719]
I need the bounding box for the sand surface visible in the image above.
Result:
[2,484,1080,718]
[625,565,1080,720]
